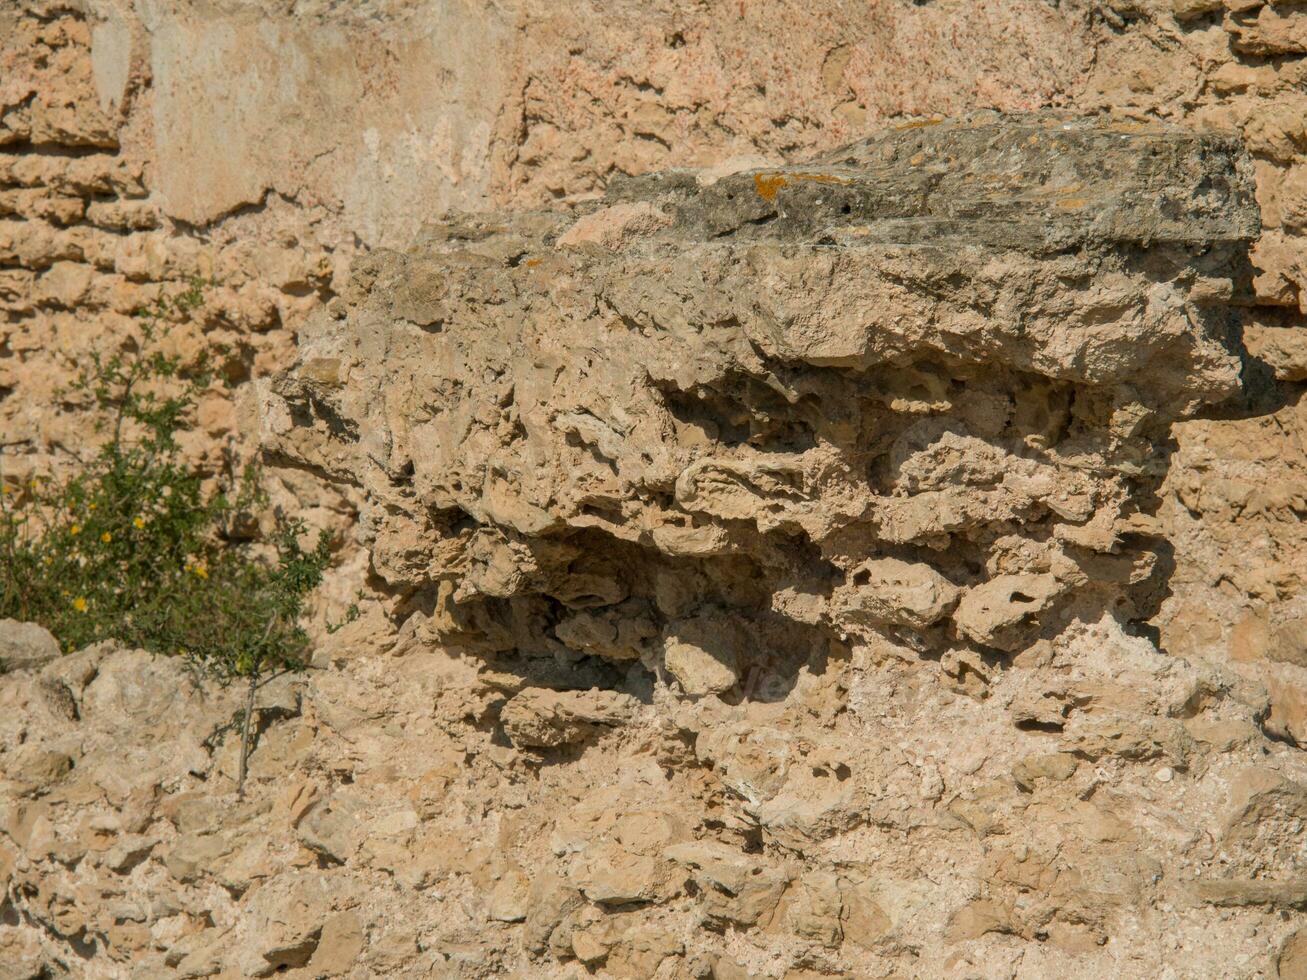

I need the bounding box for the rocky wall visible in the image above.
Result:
[0,2,345,500]
[203,113,1307,979]
[1078,0,1307,745]
[4,616,1307,977]
[2,1,1307,978]
[2,0,1303,668]
[268,115,1260,691]
[0,0,1101,595]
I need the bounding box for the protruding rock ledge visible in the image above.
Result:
[265,113,1259,687]
[613,114,1259,250]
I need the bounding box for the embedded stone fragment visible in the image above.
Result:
[831,557,960,632]
[1191,878,1307,910]
[556,201,673,251]
[1012,752,1078,791]
[1280,929,1307,980]
[0,619,60,672]
[237,873,339,977]
[1245,325,1307,381]
[568,842,665,905]
[500,688,639,749]
[953,574,1064,651]
[662,616,744,696]
[522,873,584,955]
[296,795,361,865]
[665,840,790,928]
[1268,617,1307,668]
[486,869,531,923]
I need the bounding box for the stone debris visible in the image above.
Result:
[1,617,1304,977]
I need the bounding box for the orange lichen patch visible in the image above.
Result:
[894,117,944,130]
[525,258,542,268]
[753,171,854,201]
[1056,198,1088,210]
[753,172,789,201]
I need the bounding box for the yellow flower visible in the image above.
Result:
[88,503,96,511]
[70,524,81,536]
[193,561,209,580]
[72,597,88,613]
[101,531,112,543]
[133,516,146,530]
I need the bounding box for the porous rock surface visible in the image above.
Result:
[3,1,1307,975]
[268,115,1258,679]
[4,0,1306,718]
[18,116,1255,976]
[3,0,1306,661]
[5,617,1307,977]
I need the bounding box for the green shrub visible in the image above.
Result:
[0,286,331,794]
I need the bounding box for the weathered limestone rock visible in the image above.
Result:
[236,873,342,977]
[3,0,1307,969]
[267,115,1258,681]
[297,794,362,866]
[662,616,744,695]
[831,557,960,633]
[1281,929,1307,980]
[953,573,1064,652]
[487,868,532,923]
[0,622,1302,978]
[0,619,60,672]
[499,687,639,748]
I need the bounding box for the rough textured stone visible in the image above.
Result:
[268,115,1257,683]
[3,3,1307,978]
[0,619,60,671]
[1281,929,1307,980]
[499,688,639,748]
[0,622,1302,977]
[2,0,1305,694]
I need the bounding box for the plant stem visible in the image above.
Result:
[236,672,258,799]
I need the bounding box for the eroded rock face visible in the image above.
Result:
[5,617,1305,976]
[267,114,1258,684]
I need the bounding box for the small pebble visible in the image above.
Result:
[1156,767,1174,783]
